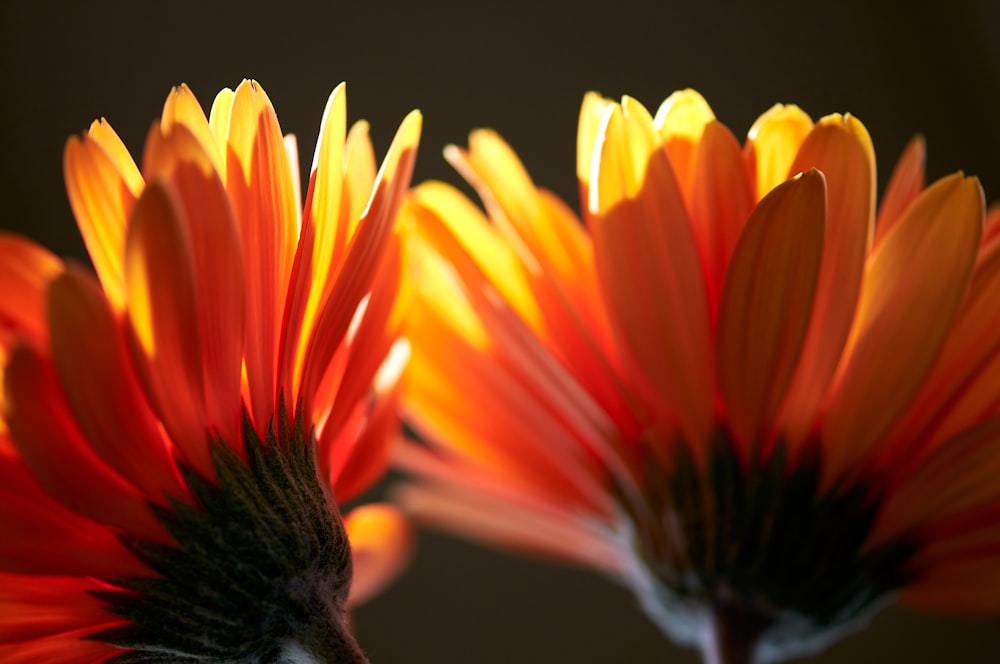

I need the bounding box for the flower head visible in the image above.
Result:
[399,89,999,662]
[0,80,420,662]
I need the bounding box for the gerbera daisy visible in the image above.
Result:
[398,89,1000,662]
[0,80,420,662]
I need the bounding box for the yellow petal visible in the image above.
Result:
[576,92,612,195]
[63,133,139,308]
[822,173,983,485]
[745,103,814,199]
[345,503,413,606]
[718,170,826,454]
[207,86,235,182]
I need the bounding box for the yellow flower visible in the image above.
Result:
[400,89,999,662]
[0,80,420,662]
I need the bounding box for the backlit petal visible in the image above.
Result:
[745,103,814,199]
[345,504,413,606]
[822,173,983,485]
[589,100,714,452]
[718,170,825,454]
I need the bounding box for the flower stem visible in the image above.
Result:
[699,603,770,664]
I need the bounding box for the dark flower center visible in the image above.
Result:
[618,429,919,663]
[92,405,367,663]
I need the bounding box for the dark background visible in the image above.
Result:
[3,1,1000,661]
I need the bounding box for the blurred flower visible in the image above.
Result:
[0,80,420,662]
[399,89,1000,662]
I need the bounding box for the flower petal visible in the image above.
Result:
[142,122,246,446]
[298,110,421,412]
[0,233,61,345]
[124,180,210,475]
[0,453,148,577]
[875,135,926,245]
[225,79,300,429]
[160,83,223,174]
[345,503,413,606]
[588,99,714,451]
[48,267,184,500]
[776,114,876,449]
[822,173,983,485]
[3,344,164,540]
[0,573,124,644]
[652,88,716,194]
[744,103,814,199]
[688,120,756,305]
[717,170,826,455]
[63,129,140,308]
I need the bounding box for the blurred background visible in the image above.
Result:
[3,1,999,661]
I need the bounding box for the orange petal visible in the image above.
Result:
[394,478,623,574]
[344,503,414,606]
[744,103,814,199]
[3,344,164,541]
[63,132,140,308]
[688,120,756,304]
[226,80,300,429]
[588,100,714,451]
[872,417,1000,548]
[160,83,223,174]
[875,135,926,245]
[124,180,211,476]
[48,267,184,500]
[0,233,62,345]
[822,173,983,485]
[279,84,348,402]
[143,123,246,445]
[298,111,421,412]
[885,234,1000,455]
[329,387,400,505]
[775,114,876,449]
[85,119,144,195]
[718,170,826,454]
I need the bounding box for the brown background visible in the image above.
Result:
[2,1,999,661]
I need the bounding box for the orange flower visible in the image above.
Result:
[399,89,1000,662]
[0,80,420,662]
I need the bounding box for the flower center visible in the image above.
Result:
[618,430,918,663]
[92,406,367,663]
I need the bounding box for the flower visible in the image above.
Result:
[0,80,420,662]
[398,89,1000,663]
